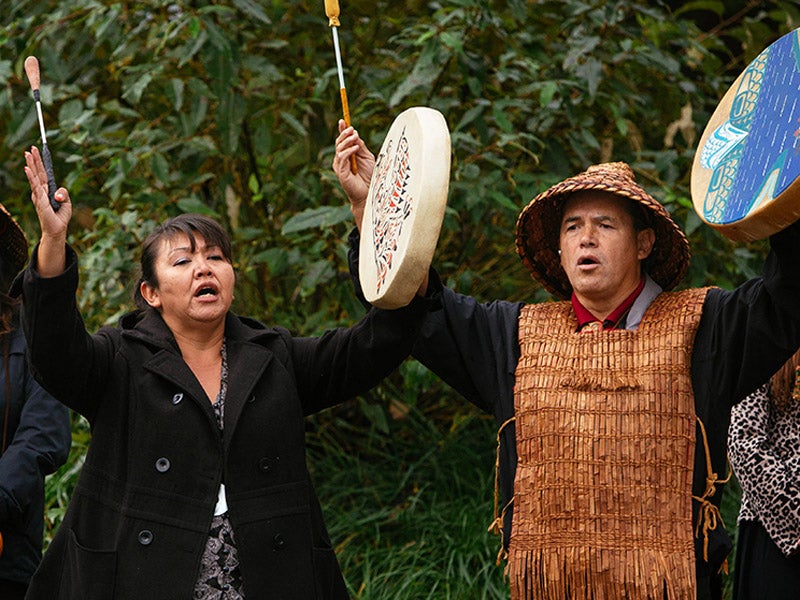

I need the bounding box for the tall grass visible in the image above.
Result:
[306,400,507,599]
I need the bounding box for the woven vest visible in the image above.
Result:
[509,288,708,600]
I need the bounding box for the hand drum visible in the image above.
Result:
[359,107,451,308]
[691,28,800,241]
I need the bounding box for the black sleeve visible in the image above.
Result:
[20,244,116,421]
[290,278,439,417]
[347,227,522,417]
[693,219,800,411]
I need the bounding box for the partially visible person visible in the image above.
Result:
[728,348,800,600]
[21,145,435,599]
[0,202,70,599]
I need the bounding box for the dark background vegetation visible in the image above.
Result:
[2,1,799,597]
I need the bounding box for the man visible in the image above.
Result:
[333,122,800,599]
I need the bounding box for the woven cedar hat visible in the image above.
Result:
[0,203,28,277]
[515,162,690,299]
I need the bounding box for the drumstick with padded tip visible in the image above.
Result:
[324,0,357,174]
[24,56,61,212]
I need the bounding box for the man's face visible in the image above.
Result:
[559,191,655,308]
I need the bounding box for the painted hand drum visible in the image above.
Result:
[359,107,450,308]
[691,27,800,242]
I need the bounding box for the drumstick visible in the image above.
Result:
[324,0,358,174]
[24,56,61,212]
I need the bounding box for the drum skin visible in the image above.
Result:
[691,28,800,242]
[359,107,450,308]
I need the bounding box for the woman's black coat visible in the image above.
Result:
[20,246,431,599]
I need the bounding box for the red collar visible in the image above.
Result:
[571,276,646,331]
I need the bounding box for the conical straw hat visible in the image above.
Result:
[515,162,690,299]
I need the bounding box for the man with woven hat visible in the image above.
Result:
[334,123,800,599]
[0,203,70,598]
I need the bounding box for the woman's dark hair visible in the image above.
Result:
[133,214,233,310]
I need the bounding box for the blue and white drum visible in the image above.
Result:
[692,28,800,241]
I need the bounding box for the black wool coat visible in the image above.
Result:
[20,246,431,600]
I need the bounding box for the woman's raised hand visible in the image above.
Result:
[24,146,71,236]
[24,146,71,276]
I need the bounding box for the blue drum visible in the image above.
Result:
[692,28,800,241]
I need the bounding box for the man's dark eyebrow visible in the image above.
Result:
[562,214,615,223]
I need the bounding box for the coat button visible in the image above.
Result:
[258,457,271,473]
[171,393,183,405]
[155,457,171,472]
[272,533,286,550]
[247,395,256,404]
[138,530,154,545]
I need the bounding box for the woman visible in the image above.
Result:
[22,146,433,599]
[0,202,70,599]
[728,348,800,600]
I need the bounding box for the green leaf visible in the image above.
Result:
[492,103,514,134]
[357,398,390,434]
[122,67,159,105]
[299,259,335,297]
[150,152,170,184]
[166,78,185,112]
[231,0,271,25]
[281,205,352,234]
[0,60,12,84]
[216,90,246,154]
[279,111,308,137]
[390,40,449,108]
[251,247,290,275]
[538,81,558,108]
[489,190,520,212]
[673,1,725,18]
[176,197,218,216]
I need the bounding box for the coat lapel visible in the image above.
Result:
[143,350,219,431]
[221,316,275,448]
[123,309,218,430]
[122,309,278,443]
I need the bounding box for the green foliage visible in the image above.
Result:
[2,0,798,597]
[307,394,507,598]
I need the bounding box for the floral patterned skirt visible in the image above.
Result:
[193,513,245,599]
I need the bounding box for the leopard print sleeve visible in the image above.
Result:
[729,384,800,557]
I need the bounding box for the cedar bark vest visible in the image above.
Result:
[508,288,708,600]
